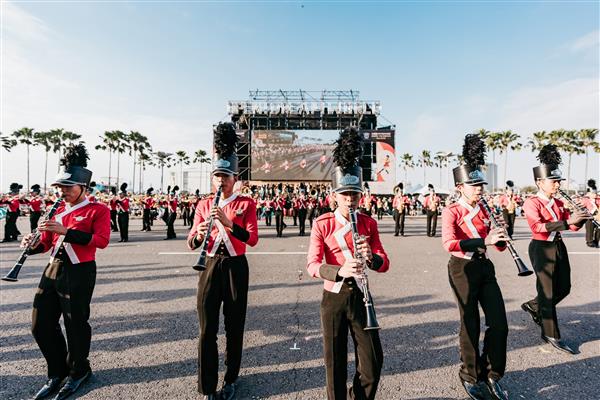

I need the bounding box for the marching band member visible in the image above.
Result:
[142,187,155,231]
[274,191,286,237]
[582,179,599,248]
[1,182,23,242]
[117,183,130,242]
[85,182,97,203]
[297,190,308,236]
[188,123,258,400]
[442,134,510,400]
[521,145,589,354]
[307,127,389,400]
[499,181,518,237]
[21,144,110,400]
[28,184,44,232]
[165,185,179,240]
[424,184,440,237]
[109,187,119,232]
[392,183,410,236]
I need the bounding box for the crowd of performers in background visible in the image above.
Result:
[2,178,600,248]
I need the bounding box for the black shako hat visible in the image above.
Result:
[9,183,23,194]
[533,144,565,181]
[212,122,239,176]
[52,143,92,186]
[453,134,488,186]
[331,127,364,193]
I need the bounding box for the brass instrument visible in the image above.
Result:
[558,189,600,229]
[506,194,517,214]
[429,195,439,212]
[348,207,380,330]
[192,186,222,271]
[479,198,533,277]
[2,197,63,282]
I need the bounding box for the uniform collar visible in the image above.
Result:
[458,197,477,212]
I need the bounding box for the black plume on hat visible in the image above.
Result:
[195,189,200,196]
[10,182,22,191]
[172,185,179,194]
[537,144,561,166]
[588,179,597,191]
[506,180,514,188]
[428,183,434,190]
[119,183,128,193]
[89,181,96,188]
[214,122,238,158]
[462,134,486,169]
[166,185,171,194]
[332,127,363,171]
[61,143,89,169]
[398,182,404,190]
[31,184,41,192]
[110,186,117,195]
[146,187,154,195]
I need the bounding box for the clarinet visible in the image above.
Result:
[558,189,600,229]
[479,198,533,277]
[192,186,222,271]
[348,207,380,330]
[2,197,63,282]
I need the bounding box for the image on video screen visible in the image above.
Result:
[251,130,338,181]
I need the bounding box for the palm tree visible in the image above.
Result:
[578,128,600,184]
[175,150,191,189]
[193,149,211,192]
[113,131,130,187]
[128,131,150,193]
[417,150,433,186]
[551,129,584,192]
[527,131,548,152]
[154,151,173,192]
[399,153,414,185]
[434,151,452,187]
[137,150,153,192]
[497,130,522,185]
[12,127,36,189]
[95,131,120,187]
[34,131,55,191]
[1,135,17,152]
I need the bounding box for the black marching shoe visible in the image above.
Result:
[485,378,509,400]
[220,382,236,400]
[461,379,486,400]
[521,302,541,326]
[53,370,91,400]
[542,335,576,354]
[32,376,66,400]
[203,394,218,400]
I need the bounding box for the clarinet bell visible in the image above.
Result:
[192,256,207,272]
[364,304,381,331]
[516,258,533,277]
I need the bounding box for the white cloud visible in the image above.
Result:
[2,1,51,43]
[570,30,599,53]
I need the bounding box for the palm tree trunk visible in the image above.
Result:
[439,167,442,187]
[584,147,589,185]
[503,151,508,186]
[404,168,408,184]
[116,153,121,187]
[44,150,49,192]
[567,153,572,193]
[160,163,164,192]
[132,151,136,194]
[108,150,112,187]
[139,160,143,193]
[27,144,30,189]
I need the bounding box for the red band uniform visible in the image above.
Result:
[31,198,110,381]
[188,192,258,395]
[423,189,440,237]
[392,190,410,236]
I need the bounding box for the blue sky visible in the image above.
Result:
[2,1,598,190]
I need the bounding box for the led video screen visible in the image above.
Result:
[251,130,337,181]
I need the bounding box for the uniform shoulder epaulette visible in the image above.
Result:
[315,212,334,222]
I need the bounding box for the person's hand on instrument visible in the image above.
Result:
[485,228,509,246]
[567,209,591,225]
[21,233,41,249]
[211,206,233,229]
[38,220,67,235]
[338,258,363,278]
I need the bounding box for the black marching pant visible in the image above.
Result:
[321,280,383,400]
[448,255,508,384]
[110,210,118,231]
[525,239,571,339]
[142,209,151,231]
[166,212,177,238]
[298,208,307,236]
[393,210,406,235]
[275,210,284,237]
[30,211,42,232]
[197,254,249,395]
[4,211,19,240]
[292,209,298,226]
[426,210,438,236]
[32,258,96,379]
[117,211,129,241]
[264,211,272,226]
[585,220,599,246]
[502,210,516,238]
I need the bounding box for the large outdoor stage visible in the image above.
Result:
[227,90,397,194]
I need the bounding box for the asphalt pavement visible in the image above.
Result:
[1,215,598,399]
